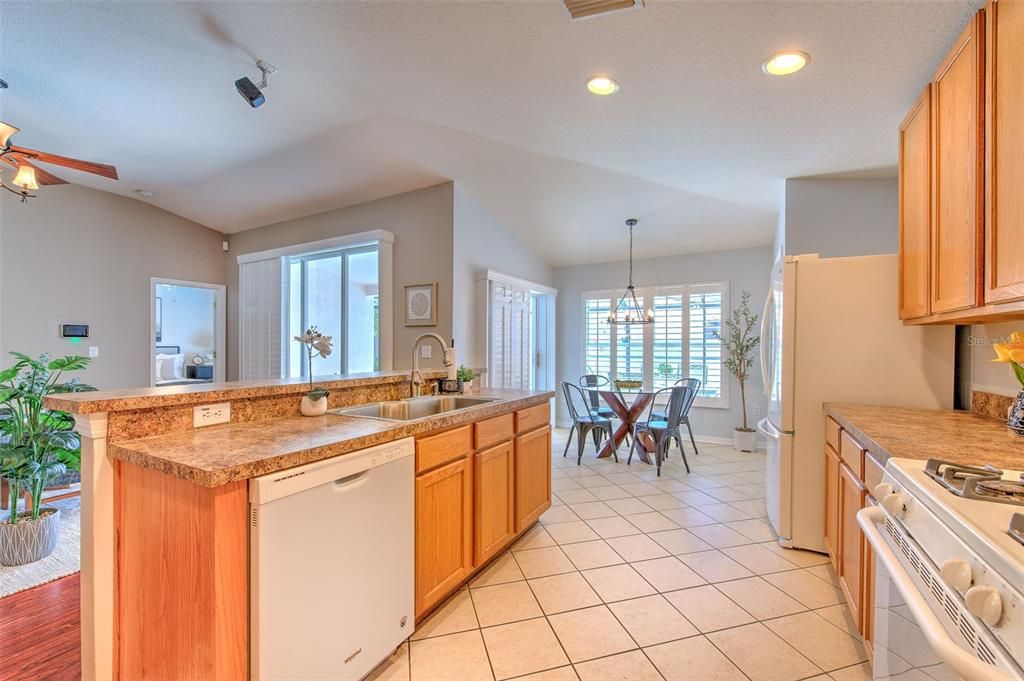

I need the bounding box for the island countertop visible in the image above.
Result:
[109,389,555,486]
[824,403,1024,470]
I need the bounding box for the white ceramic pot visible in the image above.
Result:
[733,428,756,453]
[0,507,61,566]
[300,394,328,417]
[463,380,474,393]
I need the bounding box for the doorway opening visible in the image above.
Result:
[150,278,226,386]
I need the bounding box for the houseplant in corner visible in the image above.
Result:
[714,291,761,452]
[0,353,94,566]
[294,327,334,416]
[992,331,1024,436]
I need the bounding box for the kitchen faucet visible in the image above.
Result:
[410,333,454,397]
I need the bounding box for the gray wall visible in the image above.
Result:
[451,185,553,369]
[226,182,455,377]
[552,245,773,441]
[0,184,226,389]
[783,178,898,257]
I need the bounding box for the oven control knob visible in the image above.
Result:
[873,483,893,499]
[881,492,908,519]
[939,558,973,593]
[964,585,1003,626]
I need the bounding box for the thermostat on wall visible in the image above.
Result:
[60,323,90,338]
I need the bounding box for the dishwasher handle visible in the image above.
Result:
[333,470,370,487]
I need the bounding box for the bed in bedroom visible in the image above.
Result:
[154,345,213,386]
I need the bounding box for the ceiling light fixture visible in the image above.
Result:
[587,76,620,95]
[762,51,810,76]
[607,219,653,326]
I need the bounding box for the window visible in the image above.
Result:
[581,282,728,408]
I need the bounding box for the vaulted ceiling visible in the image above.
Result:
[0,0,978,265]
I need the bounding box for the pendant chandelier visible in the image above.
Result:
[607,218,653,326]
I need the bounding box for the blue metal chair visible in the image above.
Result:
[629,385,695,476]
[652,378,701,457]
[562,381,615,464]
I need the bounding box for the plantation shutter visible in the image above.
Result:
[238,258,284,379]
[583,297,613,379]
[488,282,532,389]
[688,287,724,400]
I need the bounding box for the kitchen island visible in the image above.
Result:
[46,372,555,681]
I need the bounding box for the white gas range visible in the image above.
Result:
[858,457,1024,681]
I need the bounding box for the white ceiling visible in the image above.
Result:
[0,0,979,266]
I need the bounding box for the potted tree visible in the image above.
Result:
[714,291,761,452]
[0,353,94,566]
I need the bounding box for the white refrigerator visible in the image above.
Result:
[758,254,955,552]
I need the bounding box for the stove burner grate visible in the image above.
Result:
[924,459,1024,507]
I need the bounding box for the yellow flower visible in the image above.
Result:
[993,331,1024,364]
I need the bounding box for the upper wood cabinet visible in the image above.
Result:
[985,0,1024,305]
[899,86,933,320]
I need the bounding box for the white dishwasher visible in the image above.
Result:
[250,437,415,681]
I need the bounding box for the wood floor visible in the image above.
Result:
[0,573,80,681]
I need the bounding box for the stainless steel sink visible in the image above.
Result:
[331,395,499,422]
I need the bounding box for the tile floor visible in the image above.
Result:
[369,429,870,681]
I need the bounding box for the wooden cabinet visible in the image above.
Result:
[416,425,473,474]
[415,455,474,616]
[515,425,552,532]
[474,441,515,565]
[985,0,1024,305]
[824,445,841,570]
[899,86,933,319]
[838,463,865,625]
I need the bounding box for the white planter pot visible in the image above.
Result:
[462,380,474,393]
[300,394,328,417]
[733,429,756,453]
[0,507,61,566]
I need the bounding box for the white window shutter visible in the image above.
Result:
[488,282,533,389]
[239,258,283,379]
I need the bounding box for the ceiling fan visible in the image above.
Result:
[0,121,119,202]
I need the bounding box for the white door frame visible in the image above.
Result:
[150,277,227,386]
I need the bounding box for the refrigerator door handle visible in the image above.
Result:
[760,290,773,397]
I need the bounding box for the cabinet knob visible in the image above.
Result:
[964,585,1003,626]
[939,558,973,593]
[881,492,908,519]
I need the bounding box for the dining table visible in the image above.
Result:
[582,385,658,464]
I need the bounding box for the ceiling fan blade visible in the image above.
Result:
[9,145,118,180]
[3,154,69,186]
[0,122,19,148]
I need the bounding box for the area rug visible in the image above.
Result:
[0,495,81,597]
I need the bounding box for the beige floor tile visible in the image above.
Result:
[758,541,831,567]
[471,580,543,627]
[763,569,846,608]
[569,501,619,519]
[586,516,642,539]
[514,524,557,551]
[411,589,479,640]
[573,650,662,681]
[659,507,718,528]
[599,496,652,515]
[471,552,526,588]
[829,662,872,681]
[409,630,494,681]
[765,611,867,671]
[552,477,583,492]
[643,636,746,681]
[581,563,657,602]
[724,518,777,542]
[672,490,721,507]
[661,585,754,632]
[706,623,820,681]
[631,556,706,592]
[805,563,842,587]
[647,529,713,555]
[815,603,861,636]
[482,618,569,680]
[651,479,692,493]
[608,594,698,646]
[529,572,603,614]
[605,534,671,562]
[720,543,800,574]
[556,488,601,505]
[548,605,638,662]
[512,667,579,681]
[513,546,577,578]
[714,576,806,619]
[560,539,626,570]
[641,493,688,510]
[541,505,581,525]
[728,499,768,517]
[705,487,751,503]
[604,472,644,485]
[677,550,755,583]
[588,485,633,501]
[546,520,602,545]
[575,475,613,489]
[687,523,754,548]
[624,511,680,533]
[618,481,663,497]
[366,642,409,681]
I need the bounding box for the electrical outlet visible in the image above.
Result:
[194,402,231,428]
[420,345,432,359]
[753,405,762,416]
[88,346,99,358]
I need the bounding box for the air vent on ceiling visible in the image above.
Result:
[564,0,644,20]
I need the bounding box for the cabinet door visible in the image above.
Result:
[931,11,985,314]
[838,463,865,626]
[415,456,473,616]
[899,86,933,319]
[475,441,515,566]
[515,426,551,532]
[985,0,1024,304]
[824,445,841,570]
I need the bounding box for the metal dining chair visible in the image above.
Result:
[579,374,630,448]
[629,385,695,476]
[652,378,701,457]
[562,381,616,464]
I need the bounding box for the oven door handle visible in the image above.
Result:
[857,507,1015,681]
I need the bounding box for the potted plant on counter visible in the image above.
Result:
[294,327,334,417]
[714,291,761,452]
[992,331,1024,436]
[0,353,94,566]
[457,365,475,393]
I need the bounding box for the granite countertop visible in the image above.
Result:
[824,403,1024,470]
[110,389,555,487]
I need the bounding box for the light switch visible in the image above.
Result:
[420,345,432,359]
[88,346,99,358]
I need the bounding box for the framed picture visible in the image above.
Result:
[405,283,437,327]
[154,297,163,342]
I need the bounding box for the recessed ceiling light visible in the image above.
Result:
[762,51,810,76]
[134,189,156,198]
[587,76,619,95]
